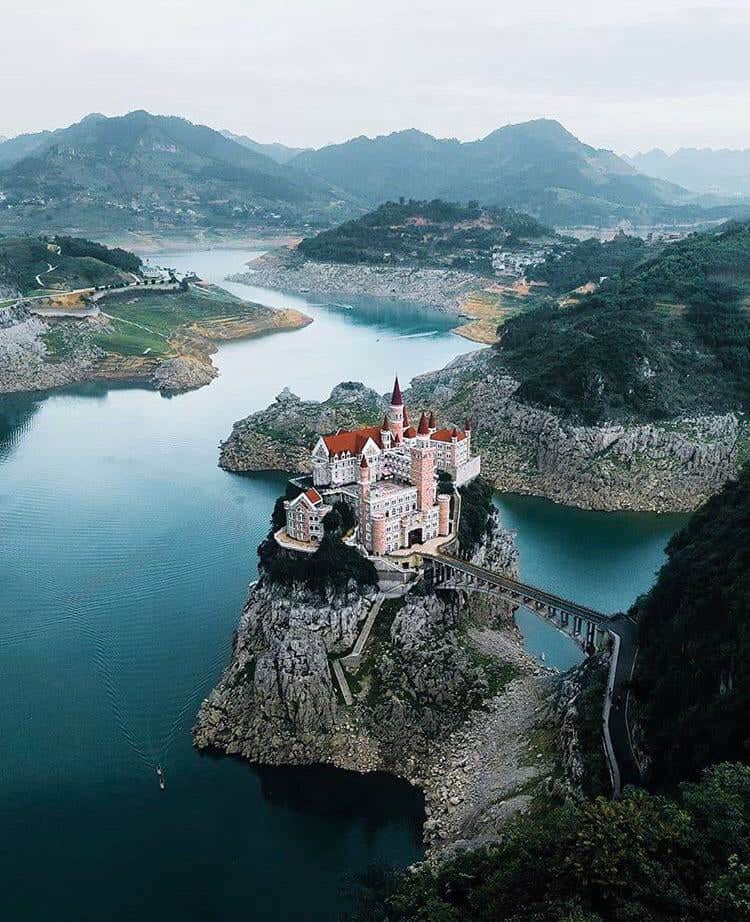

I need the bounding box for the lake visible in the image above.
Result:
[0,250,687,920]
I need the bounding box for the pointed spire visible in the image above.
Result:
[390,375,403,406]
[428,411,436,429]
[417,411,429,436]
[381,413,389,431]
[360,454,369,468]
[465,418,472,431]
[451,426,459,439]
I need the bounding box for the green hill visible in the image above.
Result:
[632,464,750,786]
[297,199,555,274]
[0,235,142,294]
[496,220,750,422]
[290,119,726,227]
[0,111,355,236]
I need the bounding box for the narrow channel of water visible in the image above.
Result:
[0,249,687,920]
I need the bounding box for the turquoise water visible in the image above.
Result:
[0,250,687,920]
[496,494,688,672]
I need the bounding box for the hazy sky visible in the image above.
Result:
[1,0,748,154]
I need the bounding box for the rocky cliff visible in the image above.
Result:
[220,350,742,512]
[233,249,484,313]
[194,515,559,851]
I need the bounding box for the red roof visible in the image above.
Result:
[323,426,383,456]
[390,376,403,406]
[360,453,369,468]
[381,413,389,430]
[431,427,467,442]
[417,412,429,435]
[404,426,417,438]
[428,411,436,429]
[305,488,323,505]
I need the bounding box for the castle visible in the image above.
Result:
[283,376,481,556]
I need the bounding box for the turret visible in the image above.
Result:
[438,493,451,537]
[387,375,404,443]
[358,455,371,549]
[416,411,430,446]
[427,411,436,435]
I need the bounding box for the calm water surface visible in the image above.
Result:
[0,250,687,920]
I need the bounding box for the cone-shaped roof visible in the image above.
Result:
[360,454,369,468]
[428,411,436,429]
[417,411,429,435]
[465,418,472,430]
[390,376,403,406]
[381,413,390,431]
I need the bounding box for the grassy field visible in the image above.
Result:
[42,283,307,364]
[91,284,277,356]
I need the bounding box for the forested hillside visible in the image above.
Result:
[496,221,750,422]
[633,465,750,786]
[298,199,554,273]
[0,235,142,294]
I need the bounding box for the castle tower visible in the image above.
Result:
[411,412,436,511]
[358,455,371,549]
[387,376,404,443]
[438,493,451,537]
[372,515,386,556]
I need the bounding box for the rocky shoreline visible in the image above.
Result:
[232,249,488,315]
[193,512,577,853]
[0,297,310,397]
[218,350,742,513]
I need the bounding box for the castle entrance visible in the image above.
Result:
[407,527,424,547]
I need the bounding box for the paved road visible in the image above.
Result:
[606,614,643,789]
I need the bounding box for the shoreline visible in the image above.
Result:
[232,250,546,346]
[0,290,312,398]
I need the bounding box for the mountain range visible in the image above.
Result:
[291,119,705,227]
[0,111,350,237]
[1,111,747,236]
[629,147,750,198]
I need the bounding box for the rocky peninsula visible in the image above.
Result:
[193,508,592,853]
[219,350,742,513]
[0,286,310,397]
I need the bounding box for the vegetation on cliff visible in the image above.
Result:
[352,763,750,922]
[258,490,377,594]
[298,199,553,274]
[497,220,750,422]
[456,477,495,554]
[633,464,750,787]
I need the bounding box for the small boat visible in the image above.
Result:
[156,765,166,791]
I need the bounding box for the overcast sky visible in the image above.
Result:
[1,0,748,154]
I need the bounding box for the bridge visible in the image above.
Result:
[421,551,641,797]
